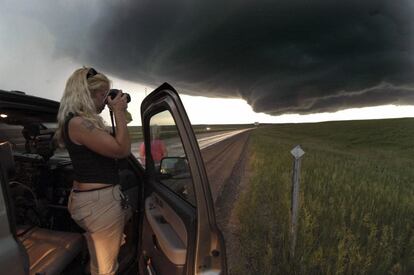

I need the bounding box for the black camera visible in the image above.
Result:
[105,89,131,104]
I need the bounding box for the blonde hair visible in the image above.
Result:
[55,67,110,147]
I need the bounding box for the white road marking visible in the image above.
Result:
[197,129,251,150]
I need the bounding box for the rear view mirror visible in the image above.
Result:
[159,157,189,178]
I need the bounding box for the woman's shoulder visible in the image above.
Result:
[68,116,96,131]
[68,115,83,126]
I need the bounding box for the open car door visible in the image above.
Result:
[139,83,227,274]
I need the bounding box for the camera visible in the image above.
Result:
[105,89,131,104]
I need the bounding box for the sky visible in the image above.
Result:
[1,0,414,125]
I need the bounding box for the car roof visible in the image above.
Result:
[0,90,59,125]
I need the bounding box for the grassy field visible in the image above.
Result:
[234,118,414,275]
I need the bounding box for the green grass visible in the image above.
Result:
[234,118,414,275]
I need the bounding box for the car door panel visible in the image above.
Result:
[0,142,29,275]
[145,193,188,265]
[140,179,196,275]
[139,83,226,275]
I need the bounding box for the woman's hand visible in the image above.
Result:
[107,90,128,113]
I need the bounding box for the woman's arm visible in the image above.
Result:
[112,107,131,157]
[69,92,131,158]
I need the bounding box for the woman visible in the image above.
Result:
[56,67,131,275]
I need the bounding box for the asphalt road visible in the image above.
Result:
[200,129,251,202]
[200,128,251,274]
[130,128,251,203]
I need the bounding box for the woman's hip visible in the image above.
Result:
[68,185,126,231]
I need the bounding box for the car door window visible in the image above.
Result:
[148,110,195,206]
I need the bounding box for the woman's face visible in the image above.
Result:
[91,88,109,114]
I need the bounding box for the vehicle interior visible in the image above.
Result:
[0,119,143,275]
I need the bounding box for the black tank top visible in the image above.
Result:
[63,113,119,185]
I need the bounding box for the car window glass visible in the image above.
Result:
[146,110,195,206]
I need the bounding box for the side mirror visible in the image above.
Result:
[159,157,190,178]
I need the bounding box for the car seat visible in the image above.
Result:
[0,141,84,275]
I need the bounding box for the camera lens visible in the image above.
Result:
[105,89,131,103]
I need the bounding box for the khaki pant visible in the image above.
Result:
[68,185,127,275]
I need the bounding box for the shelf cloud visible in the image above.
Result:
[2,0,414,114]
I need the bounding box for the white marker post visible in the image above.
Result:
[290,145,305,258]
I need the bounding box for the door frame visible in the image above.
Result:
[140,83,227,274]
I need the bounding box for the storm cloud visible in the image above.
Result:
[3,0,414,115]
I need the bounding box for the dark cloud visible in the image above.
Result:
[18,0,414,114]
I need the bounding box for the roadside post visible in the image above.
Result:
[290,145,305,258]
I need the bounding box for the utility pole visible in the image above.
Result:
[290,145,305,258]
